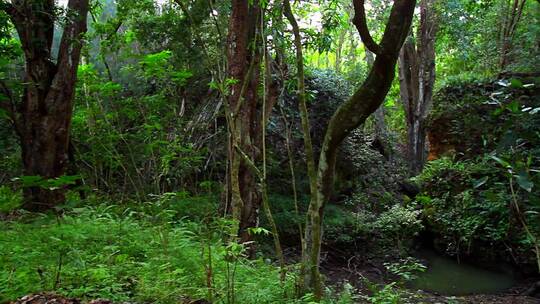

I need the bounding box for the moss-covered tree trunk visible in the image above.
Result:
[1,0,89,211]
[283,0,318,291]
[302,0,416,298]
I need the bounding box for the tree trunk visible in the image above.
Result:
[225,0,265,243]
[2,0,89,211]
[283,0,319,292]
[366,49,392,159]
[335,30,346,73]
[302,0,416,298]
[398,0,437,175]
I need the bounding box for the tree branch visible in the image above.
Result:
[283,0,318,199]
[352,0,382,55]
[2,1,28,46]
[56,0,89,74]
[233,144,262,179]
[319,0,415,200]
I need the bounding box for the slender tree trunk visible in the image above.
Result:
[335,30,346,73]
[398,0,437,175]
[2,0,89,211]
[348,27,357,65]
[365,49,392,159]
[282,1,318,291]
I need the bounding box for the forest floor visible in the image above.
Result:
[7,287,540,304]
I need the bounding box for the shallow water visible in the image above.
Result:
[410,249,517,295]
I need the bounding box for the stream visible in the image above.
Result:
[410,249,518,295]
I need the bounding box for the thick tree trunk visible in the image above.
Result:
[20,98,73,211]
[301,0,416,298]
[225,0,264,243]
[3,0,89,211]
[398,0,437,175]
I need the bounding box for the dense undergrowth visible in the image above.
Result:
[2,193,397,304]
[0,199,299,303]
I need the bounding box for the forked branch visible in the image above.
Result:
[352,0,382,55]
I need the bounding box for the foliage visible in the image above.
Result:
[373,205,423,252]
[363,282,402,304]
[383,257,426,282]
[436,0,540,77]
[72,57,209,197]
[0,0,538,301]
[0,204,299,303]
[419,78,540,266]
[0,186,21,213]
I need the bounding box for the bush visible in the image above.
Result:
[373,205,423,253]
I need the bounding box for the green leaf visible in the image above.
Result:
[247,227,271,236]
[490,155,511,168]
[509,78,523,88]
[492,107,504,116]
[516,173,533,192]
[171,70,193,86]
[506,100,520,113]
[473,176,489,188]
[11,175,45,187]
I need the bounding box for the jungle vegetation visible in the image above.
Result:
[0,0,539,303]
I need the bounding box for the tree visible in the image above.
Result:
[398,0,437,175]
[284,0,416,298]
[498,0,527,72]
[225,0,280,243]
[0,0,89,211]
[225,0,263,243]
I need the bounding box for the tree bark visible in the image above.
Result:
[2,0,89,211]
[398,0,437,175]
[225,0,268,243]
[302,0,416,298]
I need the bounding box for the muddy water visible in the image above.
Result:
[410,249,517,295]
